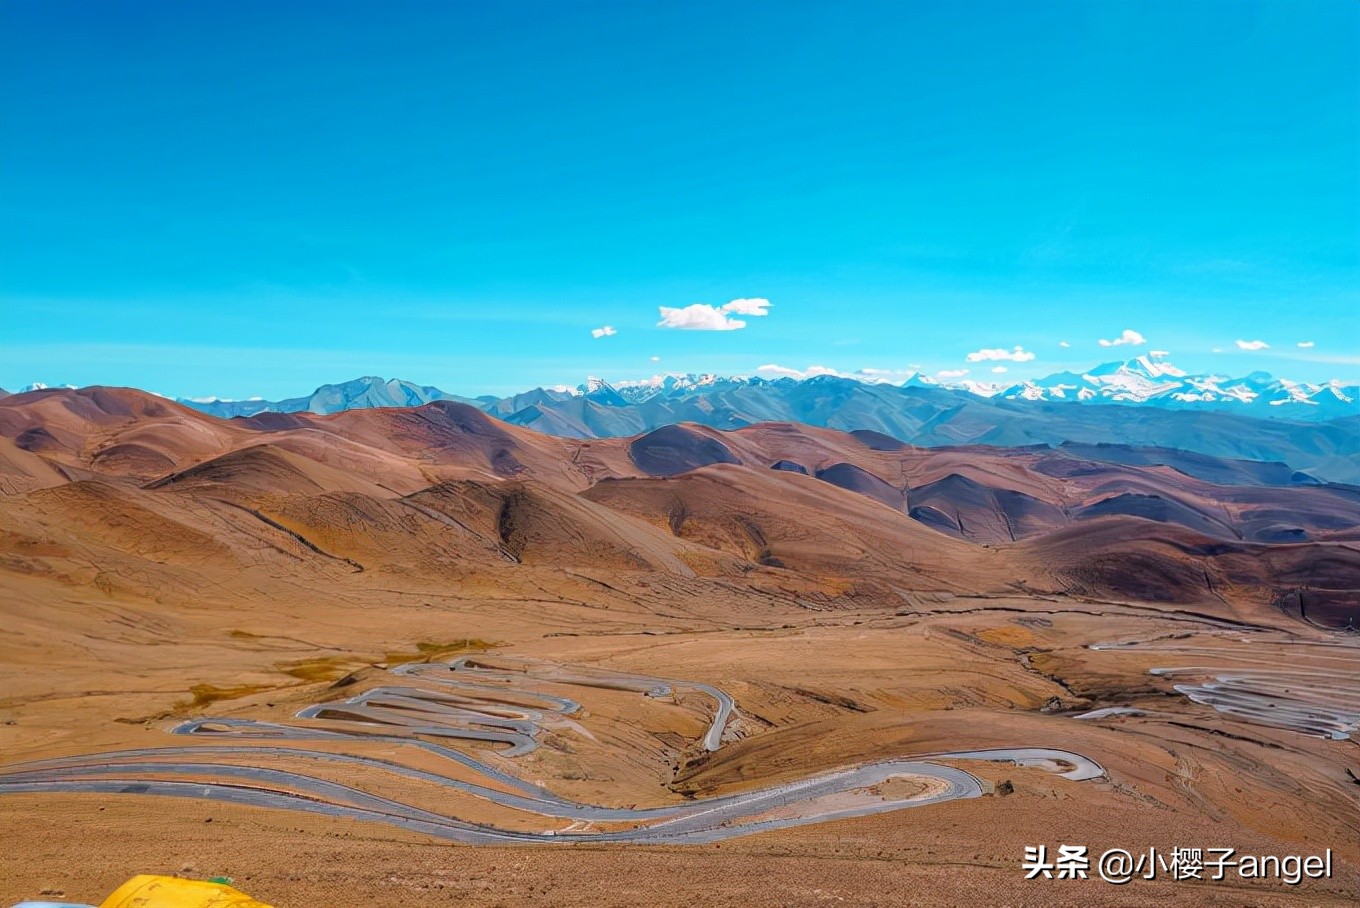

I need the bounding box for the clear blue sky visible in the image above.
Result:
[2,0,1356,397]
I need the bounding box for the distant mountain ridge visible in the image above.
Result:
[473,372,1360,483]
[183,376,481,418]
[151,363,1360,486]
[2,384,1358,620]
[15,362,1360,482]
[991,355,1358,417]
[171,357,1359,422]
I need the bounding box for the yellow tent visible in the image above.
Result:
[98,876,272,908]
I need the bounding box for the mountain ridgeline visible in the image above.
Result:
[2,385,1358,628]
[167,364,1360,484]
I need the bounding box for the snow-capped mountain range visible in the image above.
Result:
[541,356,1358,419]
[9,357,1358,422]
[9,359,1360,482]
[975,355,1357,416]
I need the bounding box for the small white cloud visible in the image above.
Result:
[991,365,1008,374]
[965,345,1035,363]
[755,364,804,379]
[1235,339,1269,351]
[719,298,771,316]
[755,363,927,383]
[1149,350,1170,358]
[755,363,842,380]
[657,298,771,331]
[1098,329,1146,347]
[1212,347,1224,353]
[853,367,927,383]
[936,368,970,379]
[1059,341,1071,348]
[1297,341,1315,348]
[650,355,661,362]
[590,325,617,339]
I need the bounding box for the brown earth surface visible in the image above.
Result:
[1,388,1357,906]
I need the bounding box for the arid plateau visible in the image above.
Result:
[1,387,1356,906]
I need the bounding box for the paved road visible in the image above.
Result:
[0,658,1103,844]
[1090,639,1360,741]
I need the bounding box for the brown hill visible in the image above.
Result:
[0,387,243,479]
[583,463,1016,595]
[0,385,1354,621]
[149,444,396,498]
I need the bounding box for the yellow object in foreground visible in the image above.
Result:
[98,876,273,908]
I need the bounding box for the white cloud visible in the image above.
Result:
[650,355,661,362]
[965,345,1035,363]
[1297,341,1315,348]
[590,325,616,339]
[991,365,1008,374]
[658,304,742,331]
[1212,347,1224,353]
[756,363,842,380]
[1149,350,1170,358]
[754,363,925,383]
[719,298,771,316]
[1059,341,1070,348]
[1098,329,1146,347]
[657,298,771,331]
[853,367,928,383]
[1235,339,1269,351]
[936,368,970,379]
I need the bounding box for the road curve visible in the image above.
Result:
[0,657,1102,844]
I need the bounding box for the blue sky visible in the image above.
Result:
[2,0,1356,397]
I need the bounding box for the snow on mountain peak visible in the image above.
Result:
[19,382,78,392]
[144,361,1359,422]
[1132,354,1187,378]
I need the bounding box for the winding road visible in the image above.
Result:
[0,657,1103,844]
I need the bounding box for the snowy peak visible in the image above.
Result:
[578,376,630,406]
[1087,355,1188,380]
[156,360,1360,422]
[987,359,1358,417]
[18,382,77,393]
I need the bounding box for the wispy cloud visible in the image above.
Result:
[658,298,771,331]
[1149,349,1169,357]
[966,345,1035,363]
[936,368,969,379]
[1297,341,1315,348]
[650,355,660,362]
[1059,341,1070,348]
[1098,329,1145,347]
[858,367,930,383]
[720,298,771,316]
[990,365,1008,373]
[1235,339,1269,350]
[756,363,841,379]
[754,363,925,383]
[590,325,616,338]
[1278,351,1360,367]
